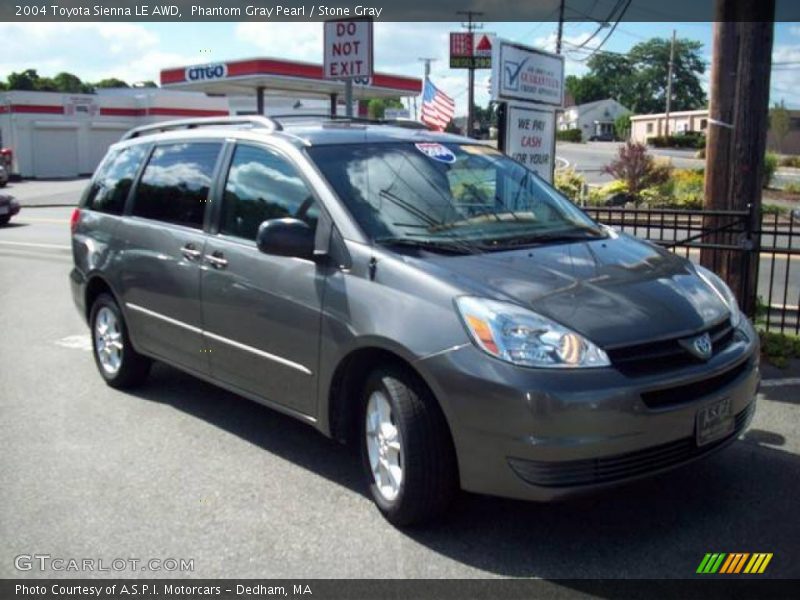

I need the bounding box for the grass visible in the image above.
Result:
[759,330,800,368]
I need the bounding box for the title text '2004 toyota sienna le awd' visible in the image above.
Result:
[70,116,759,525]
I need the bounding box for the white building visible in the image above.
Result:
[558,98,630,139]
[0,89,229,178]
[629,109,709,144]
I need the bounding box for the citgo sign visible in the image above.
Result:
[185,63,228,82]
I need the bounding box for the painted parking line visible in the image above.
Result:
[0,240,71,250]
[761,377,800,388]
[54,334,91,351]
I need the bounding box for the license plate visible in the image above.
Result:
[696,397,734,446]
[0,206,8,215]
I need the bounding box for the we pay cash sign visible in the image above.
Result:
[324,21,373,79]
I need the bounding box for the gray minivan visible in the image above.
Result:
[71,116,759,525]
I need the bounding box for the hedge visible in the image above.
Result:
[556,128,582,143]
[648,133,706,149]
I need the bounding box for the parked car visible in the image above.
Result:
[70,116,759,526]
[0,163,9,187]
[589,132,615,142]
[0,193,20,226]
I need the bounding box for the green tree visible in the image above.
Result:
[614,113,632,140]
[52,72,92,93]
[367,97,403,119]
[472,103,497,130]
[564,37,706,113]
[770,101,791,153]
[6,69,41,90]
[94,78,130,89]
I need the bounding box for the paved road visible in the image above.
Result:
[557,141,800,191]
[1,206,799,580]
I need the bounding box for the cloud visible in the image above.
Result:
[0,22,196,84]
[771,44,800,107]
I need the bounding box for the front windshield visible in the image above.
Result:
[306,142,604,250]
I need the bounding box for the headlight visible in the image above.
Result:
[455,297,610,368]
[695,265,742,328]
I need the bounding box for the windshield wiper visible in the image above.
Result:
[487,227,607,248]
[374,236,482,255]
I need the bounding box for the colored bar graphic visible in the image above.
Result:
[700,552,773,575]
[734,553,750,574]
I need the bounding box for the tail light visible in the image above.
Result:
[70,208,81,234]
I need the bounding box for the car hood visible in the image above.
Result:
[412,232,730,348]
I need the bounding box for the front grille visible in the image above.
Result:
[508,403,754,488]
[640,359,752,409]
[606,319,735,376]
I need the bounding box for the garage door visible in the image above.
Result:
[88,128,128,172]
[32,127,79,178]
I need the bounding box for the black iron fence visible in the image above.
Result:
[582,205,800,335]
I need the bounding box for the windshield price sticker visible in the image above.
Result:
[415,143,457,164]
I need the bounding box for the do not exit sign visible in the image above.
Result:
[324,19,374,79]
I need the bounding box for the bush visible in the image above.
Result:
[614,113,631,141]
[764,152,779,189]
[556,128,582,143]
[554,167,585,201]
[648,133,705,149]
[586,180,629,206]
[762,203,788,216]
[760,331,800,368]
[784,182,800,195]
[603,141,672,204]
[779,155,800,168]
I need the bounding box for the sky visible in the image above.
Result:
[0,20,797,116]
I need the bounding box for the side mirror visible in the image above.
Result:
[256,218,316,261]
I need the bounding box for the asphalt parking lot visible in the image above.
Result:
[1,193,799,580]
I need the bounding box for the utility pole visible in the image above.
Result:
[664,29,676,137]
[556,0,566,54]
[457,10,483,138]
[701,0,776,317]
[417,58,436,122]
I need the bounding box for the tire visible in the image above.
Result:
[89,293,151,389]
[0,215,10,226]
[360,366,458,526]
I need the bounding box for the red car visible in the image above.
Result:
[0,193,20,226]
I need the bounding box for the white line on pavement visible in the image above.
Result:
[761,377,800,388]
[0,240,71,250]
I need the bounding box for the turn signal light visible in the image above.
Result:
[69,208,81,234]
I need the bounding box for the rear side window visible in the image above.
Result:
[132,142,222,229]
[220,144,318,241]
[86,145,147,215]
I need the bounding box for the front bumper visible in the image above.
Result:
[417,320,760,501]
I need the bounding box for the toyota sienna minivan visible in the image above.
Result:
[70,116,759,525]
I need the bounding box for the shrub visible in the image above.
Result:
[587,180,629,206]
[614,113,631,141]
[763,152,779,189]
[779,155,800,168]
[762,204,788,216]
[554,167,585,201]
[759,331,800,368]
[648,133,705,149]
[784,182,800,195]
[556,128,582,143]
[603,141,672,204]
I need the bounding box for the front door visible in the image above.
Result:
[201,142,325,416]
[119,141,223,375]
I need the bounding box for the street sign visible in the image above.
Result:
[324,19,373,79]
[384,108,410,120]
[504,105,556,183]
[450,32,494,69]
[490,40,564,107]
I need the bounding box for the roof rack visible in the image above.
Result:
[120,115,281,141]
[268,113,431,130]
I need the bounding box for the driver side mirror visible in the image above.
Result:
[256,218,316,261]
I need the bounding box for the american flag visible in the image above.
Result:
[420,78,455,131]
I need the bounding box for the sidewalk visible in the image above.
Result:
[3,178,88,207]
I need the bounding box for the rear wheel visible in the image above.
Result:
[0,215,10,226]
[360,366,457,526]
[90,293,151,388]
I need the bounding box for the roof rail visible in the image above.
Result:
[268,113,431,130]
[120,115,281,141]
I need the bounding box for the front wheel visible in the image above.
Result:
[361,366,457,526]
[90,293,151,388]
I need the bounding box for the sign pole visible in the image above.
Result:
[345,79,354,117]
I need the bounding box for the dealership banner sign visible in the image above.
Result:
[504,105,556,183]
[490,40,564,107]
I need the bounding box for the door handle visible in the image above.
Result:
[205,252,228,269]
[181,243,202,261]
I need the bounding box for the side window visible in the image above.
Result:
[86,145,147,215]
[132,142,221,229]
[221,144,319,241]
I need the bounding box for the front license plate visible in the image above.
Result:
[696,397,734,446]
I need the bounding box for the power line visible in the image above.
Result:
[576,0,634,61]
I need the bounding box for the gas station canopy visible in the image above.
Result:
[160,57,422,102]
